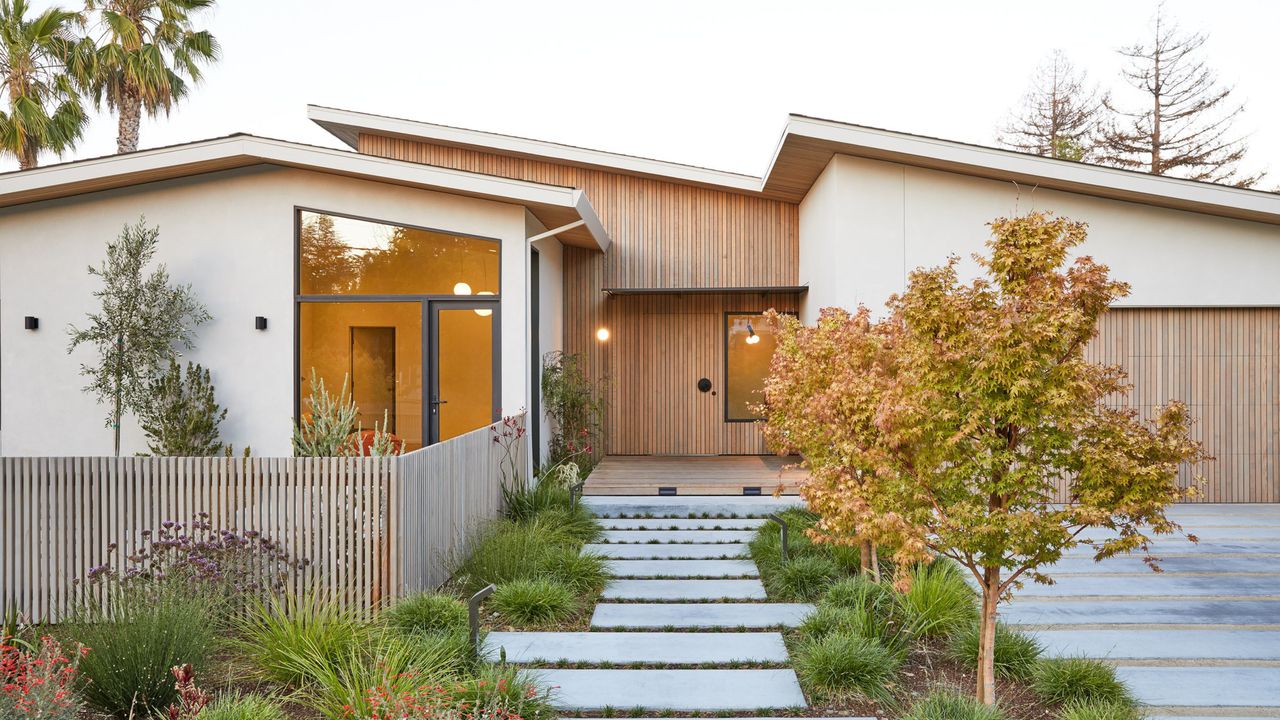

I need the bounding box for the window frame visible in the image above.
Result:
[723,310,796,423]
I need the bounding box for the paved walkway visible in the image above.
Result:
[1005,504,1280,719]
[482,496,853,714]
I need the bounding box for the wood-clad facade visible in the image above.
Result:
[359,134,800,455]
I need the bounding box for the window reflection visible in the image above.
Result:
[726,313,780,421]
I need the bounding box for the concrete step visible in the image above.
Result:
[584,496,803,519]
[592,602,813,629]
[531,668,807,710]
[602,579,767,601]
[483,631,788,664]
[1117,665,1280,708]
[588,543,748,559]
[1001,598,1280,626]
[603,518,768,531]
[1036,628,1280,660]
[606,559,758,578]
[601,529,756,544]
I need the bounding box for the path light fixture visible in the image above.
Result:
[469,584,496,652]
[24,316,38,331]
[595,327,610,342]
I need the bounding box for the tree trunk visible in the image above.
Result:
[17,144,38,170]
[976,567,1001,705]
[860,538,874,574]
[117,88,143,154]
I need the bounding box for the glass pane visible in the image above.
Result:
[726,313,779,421]
[299,211,499,296]
[299,302,423,451]
[437,307,495,441]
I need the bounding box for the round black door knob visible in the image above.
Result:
[697,378,712,393]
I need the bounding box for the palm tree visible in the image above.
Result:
[0,0,88,170]
[79,0,219,154]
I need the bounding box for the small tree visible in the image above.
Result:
[769,213,1204,705]
[139,359,225,455]
[292,370,358,457]
[68,217,210,456]
[1098,4,1263,186]
[541,351,605,472]
[999,50,1105,161]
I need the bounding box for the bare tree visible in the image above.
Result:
[1000,50,1105,161]
[1098,4,1264,187]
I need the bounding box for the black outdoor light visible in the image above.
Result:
[23,316,38,331]
[254,316,268,331]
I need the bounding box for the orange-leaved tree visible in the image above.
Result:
[766,212,1204,705]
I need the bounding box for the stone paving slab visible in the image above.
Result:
[1035,628,1280,659]
[1045,556,1279,574]
[589,543,749,559]
[602,579,767,601]
[1117,666,1280,707]
[532,668,807,710]
[592,602,814,628]
[1167,504,1280,517]
[606,559,759,577]
[601,529,757,544]
[1000,598,1280,625]
[1013,573,1280,597]
[603,518,767,531]
[1062,540,1280,556]
[1080,526,1280,541]
[484,631,788,664]
[584,496,802,518]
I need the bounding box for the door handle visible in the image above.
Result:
[431,398,448,414]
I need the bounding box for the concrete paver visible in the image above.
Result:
[1116,666,1280,708]
[484,631,788,664]
[588,543,749,559]
[533,668,807,710]
[601,529,756,544]
[1014,573,1280,597]
[1000,598,1280,625]
[1035,628,1280,659]
[592,602,814,628]
[583,496,802,518]
[602,578,767,600]
[605,559,759,577]
[603,518,767,530]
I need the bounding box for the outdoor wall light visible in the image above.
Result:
[24,316,38,331]
[745,322,761,345]
[453,282,473,296]
[595,327,610,342]
[255,316,268,331]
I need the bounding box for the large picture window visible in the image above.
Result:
[725,312,784,422]
[295,209,500,449]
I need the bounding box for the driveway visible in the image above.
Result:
[1001,504,1280,719]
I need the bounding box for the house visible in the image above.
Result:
[1,107,1277,501]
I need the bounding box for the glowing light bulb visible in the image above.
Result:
[474,291,495,316]
[453,282,472,296]
[595,327,610,342]
[746,333,761,345]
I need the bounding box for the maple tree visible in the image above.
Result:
[762,212,1204,705]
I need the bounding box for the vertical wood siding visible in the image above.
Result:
[0,418,523,623]
[1084,308,1279,503]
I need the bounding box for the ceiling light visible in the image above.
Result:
[453,282,473,295]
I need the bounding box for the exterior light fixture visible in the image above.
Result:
[453,282,473,296]
[595,327,610,342]
[255,316,268,331]
[24,316,38,331]
[474,291,495,317]
[745,322,761,345]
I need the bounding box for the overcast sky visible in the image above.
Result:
[7,0,1278,183]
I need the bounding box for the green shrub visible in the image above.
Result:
[947,622,1043,680]
[383,592,468,636]
[768,555,840,601]
[823,575,895,614]
[491,578,576,625]
[539,547,610,593]
[201,693,287,720]
[453,520,565,593]
[503,479,573,523]
[67,587,219,716]
[1032,657,1132,705]
[1059,699,1142,720]
[792,631,900,700]
[452,665,558,720]
[798,605,866,640]
[236,592,370,686]
[900,690,1007,720]
[534,505,603,544]
[895,560,977,637]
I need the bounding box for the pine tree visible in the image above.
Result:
[1098,4,1263,186]
[140,360,226,455]
[1000,50,1104,161]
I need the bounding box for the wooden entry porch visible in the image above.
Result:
[583,455,808,496]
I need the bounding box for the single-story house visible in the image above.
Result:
[1,107,1277,501]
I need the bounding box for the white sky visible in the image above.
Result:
[7,0,1278,183]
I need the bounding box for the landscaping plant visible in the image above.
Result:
[541,351,605,472]
[767,554,840,601]
[236,592,371,686]
[198,693,287,720]
[67,217,211,456]
[1032,657,1132,705]
[899,690,1007,720]
[0,635,87,720]
[490,578,576,626]
[139,359,226,455]
[382,592,469,636]
[1058,699,1143,720]
[792,631,899,701]
[762,212,1204,704]
[292,370,359,457]
[894,561,977,638]
[948,622,1043,680]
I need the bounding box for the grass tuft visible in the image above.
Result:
[382,591,468,636]
[490,578,577,625]
[900,689,1007,720]
[1058,699,1143,720]
[895,560,977,637]
[792,630,900,700]
[1032,657,1132,705]
[947,621,1043,680]
[767,555,840,601]
[200,693,287,720]
[538,547,610,593]
[236,592,370,686]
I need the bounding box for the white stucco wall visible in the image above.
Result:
[0,165,534,456]
[798,154,1280,322]
[526,211,566,467]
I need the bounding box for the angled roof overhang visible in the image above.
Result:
[0,134,610,251]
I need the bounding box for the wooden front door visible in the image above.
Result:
[650,313,720,455]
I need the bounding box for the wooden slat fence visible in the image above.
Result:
[0,417,522,623]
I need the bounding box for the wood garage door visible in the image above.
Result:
[1086,308,1280,503]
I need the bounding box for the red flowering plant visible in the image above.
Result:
[0,636,88,720]
[491,412,528,492]
[165,664,210,720]
[343,671,550,720]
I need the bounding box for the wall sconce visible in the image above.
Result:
[24,316,38,331]
[595,327,610,342]
[255,316,268,331]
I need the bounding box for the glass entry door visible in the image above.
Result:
[430,301,499,443]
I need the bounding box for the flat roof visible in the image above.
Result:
[0,134,610,251]
[310,105,1280,226]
